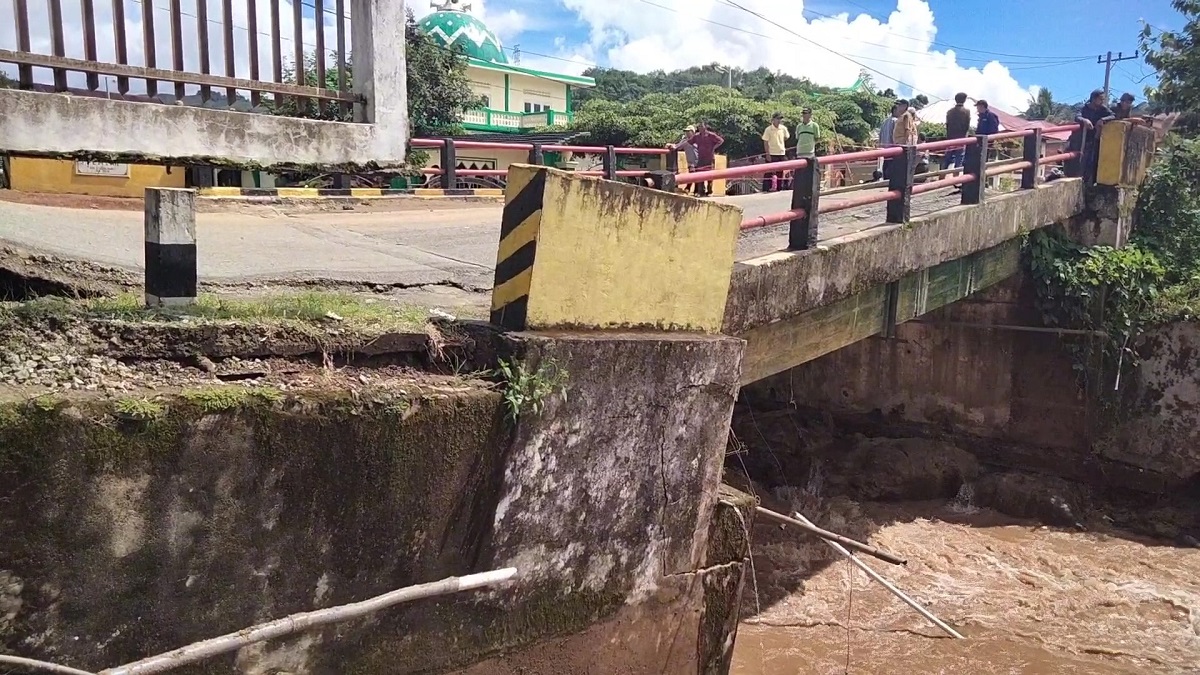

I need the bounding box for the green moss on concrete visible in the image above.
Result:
[342,587,627,675]
[706,483,757,566]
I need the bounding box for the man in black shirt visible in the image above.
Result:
[1076,89,1114,184]
[942,92,971,171]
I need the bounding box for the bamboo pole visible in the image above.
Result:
[100,568,518,675]
[753,506,908,566]
[0,655,96,675]
[793,512,965,639]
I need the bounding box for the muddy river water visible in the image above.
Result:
[729,498,1200,674]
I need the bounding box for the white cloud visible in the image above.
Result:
[553,0,1041,112]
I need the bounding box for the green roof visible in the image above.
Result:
[467,57,596,88]
[418,10,508,64]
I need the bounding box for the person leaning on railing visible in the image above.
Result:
[1075,89,1114,184]
[667,124,700,195]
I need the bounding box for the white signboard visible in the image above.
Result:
[74,161,130,177]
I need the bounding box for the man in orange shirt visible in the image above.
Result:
[892,99,919,147]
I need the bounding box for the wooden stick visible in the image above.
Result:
[0,654,96,675]
[100,568,517,675]
[793,512,965,639]
[753,505,908,566]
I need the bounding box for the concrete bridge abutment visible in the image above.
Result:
[469,165,756,673]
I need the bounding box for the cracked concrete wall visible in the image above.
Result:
[0,0,407,169]
[475,331,747,674]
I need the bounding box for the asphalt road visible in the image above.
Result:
[0,188,964,290]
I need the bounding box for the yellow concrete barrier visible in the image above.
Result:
[490,164,742,333]
[1097,120,1157,187]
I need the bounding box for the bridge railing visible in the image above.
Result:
[409,138,672,189]
[676,124,1084,249]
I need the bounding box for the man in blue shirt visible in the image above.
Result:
[974,99,1001,136]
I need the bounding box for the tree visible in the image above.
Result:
[911,94,929,110]
[571,64,832,109]
[1025,88,1055,120]
[272,9,481,138]
[1139,0,1200,128]
[0,72,14,89]
[565,84,891,159]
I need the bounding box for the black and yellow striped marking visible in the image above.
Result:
[490,168,547,330]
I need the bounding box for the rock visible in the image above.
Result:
[971,472,1089,528]
[838,436,980,501]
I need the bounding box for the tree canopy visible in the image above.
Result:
[564,71,894,159]
[1023,88,1081,122]
[1140,0,1200,129]
[273,9,480,138]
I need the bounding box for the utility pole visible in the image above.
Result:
[1097,50,1139,102]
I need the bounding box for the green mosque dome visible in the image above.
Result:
[418,7,508,64]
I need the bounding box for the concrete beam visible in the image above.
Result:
[739,240,1022,384]
[722,178,1085,335]
[0,90,401,170]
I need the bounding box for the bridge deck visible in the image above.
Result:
[0,189,964,292]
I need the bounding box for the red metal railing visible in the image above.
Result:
[409,126,1085,236]
[726,126,1083,230]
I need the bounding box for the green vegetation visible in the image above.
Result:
[563,70,894,159]
[180,386,284,413]
[1140,0,1200,129]
[3,291,429,332]
[493,358,569,422]
[1025,137,1200,387]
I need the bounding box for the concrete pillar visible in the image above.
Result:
[144,188,197,307]
[350,0,409,156]
[486,331,746,673]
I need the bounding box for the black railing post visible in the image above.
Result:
[332,173,348,190]
[528,143,544,166]
[961,134,988,205]
[886,146,917,224]
[1065,128,1087,180]
[788,156,821,250]
[439,138,457,190]
[646,170,677,193]
[1021,129,1041,190]
[603,145,618,180]
[665,147,679,173]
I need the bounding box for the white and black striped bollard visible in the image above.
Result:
[144,187,197,308]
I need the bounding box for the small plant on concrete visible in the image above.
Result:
[113,397,166,421]
[494,357,568,422]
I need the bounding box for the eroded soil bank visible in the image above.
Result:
[726,405,1200,674]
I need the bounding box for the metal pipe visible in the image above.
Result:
[916,137,980,152]
[1039,123,1082,133]
[1039,151,1078,165]
[453,140,535,150]
[821,179,886,196]
[453,169,508,176]
[754,506,907,566]
[909,319,1107,336]
[791,512,965,640]
[818,189,902,215]
[984,159,1033,177]
[678,157,810,185]
[986,130,1031,141]
[740,208,806,231]
[911,172,975,195]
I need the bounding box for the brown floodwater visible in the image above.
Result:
[729,498,1200,675]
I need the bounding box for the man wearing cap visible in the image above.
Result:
[669,125,701,194]
[892,99,919,147]
[690,122,725,197]
[761,113,791,192]
[795,107,821,159]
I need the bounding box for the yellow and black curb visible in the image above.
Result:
[489,168,547,331]
[198,187,505,199]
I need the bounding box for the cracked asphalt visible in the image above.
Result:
[0,188,965,291]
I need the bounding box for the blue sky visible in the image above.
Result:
[431,0,1185,111]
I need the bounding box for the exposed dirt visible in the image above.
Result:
[0,245,139,299]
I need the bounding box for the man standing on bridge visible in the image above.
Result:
[669,125,700,195]
[1076,89,1114,184]
[879,102,900,179]
[892,99,919,147]
[691,122,725,197]
[974,99,1001,136]
[761,113,791,192]
[942,92,971,171]
[794,107,821,160]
